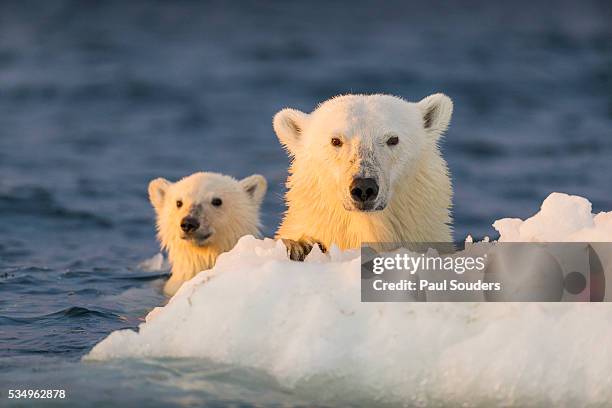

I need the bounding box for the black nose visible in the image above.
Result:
[350,178,379,203]
[180,216,200,233]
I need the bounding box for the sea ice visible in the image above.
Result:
[86,193,612,406]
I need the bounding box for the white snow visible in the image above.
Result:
[86,193,612,406]
[138,253,170,272]
[494,192,612,242]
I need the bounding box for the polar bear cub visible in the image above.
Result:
[148,172,267,295]
[273,93,453,259]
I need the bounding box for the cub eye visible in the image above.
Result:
[211,197,223,207]
[176,200,183,208]
[386,136,399,146]
[330,137,343,147]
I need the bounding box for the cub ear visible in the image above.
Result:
[148,178,171,213]
[272,108,309,155]
[239,174,267,206]
[417,93,453,139]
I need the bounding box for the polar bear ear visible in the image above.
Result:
[417,93,453,139]
[240,174,267,206]
[273,108,309,155]
[148,178,171,213]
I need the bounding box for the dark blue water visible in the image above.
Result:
[1,0,611,405]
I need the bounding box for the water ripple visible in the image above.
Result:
[0,186,113,227]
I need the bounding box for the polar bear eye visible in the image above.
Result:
[331,137,343,147]
[211,197,223,207]
[386,136,399,146]
[176,200,183,208]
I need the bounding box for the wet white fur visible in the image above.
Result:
[149,172,266,294]
[273,93,453,249]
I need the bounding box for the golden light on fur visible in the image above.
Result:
[149,172,267,294]
[273,93,453,252]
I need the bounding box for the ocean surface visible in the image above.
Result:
[0,0,610,406]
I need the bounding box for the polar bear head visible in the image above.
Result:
[148,172,267,252]
[273,94,453,212]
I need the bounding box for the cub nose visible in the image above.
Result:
[180,216,200,233]
[350,178,379,203]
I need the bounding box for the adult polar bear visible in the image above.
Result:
[273,93,453,260]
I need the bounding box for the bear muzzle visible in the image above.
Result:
[180,216,213,245]
[349,177,382,211]
[180,216,200,233]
